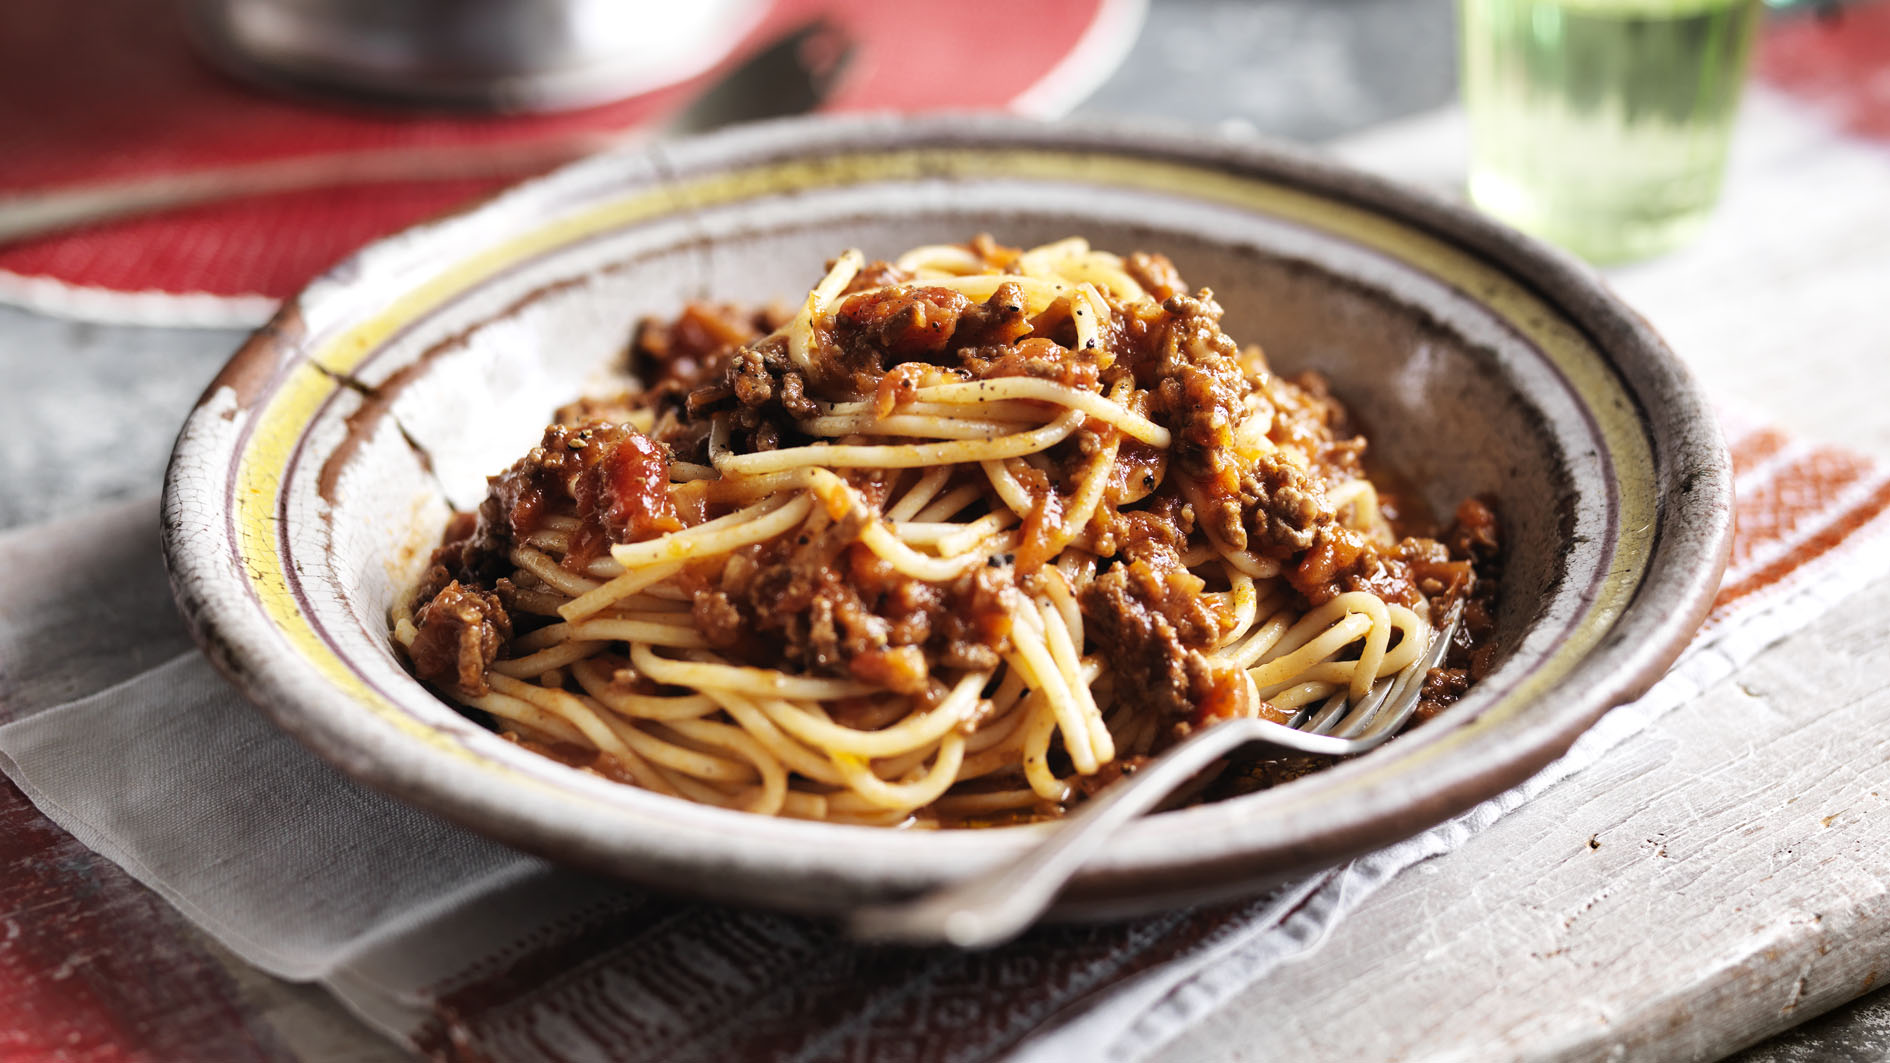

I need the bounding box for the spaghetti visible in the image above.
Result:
[396,236,1499,827]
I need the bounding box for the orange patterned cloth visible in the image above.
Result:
[1706,409,1890,630]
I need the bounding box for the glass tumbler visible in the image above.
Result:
[1459,0,1762,264]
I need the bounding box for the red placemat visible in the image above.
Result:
[1756,0,1890,142]
[0,0,1143,325]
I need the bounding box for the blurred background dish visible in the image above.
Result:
[0,0,1144,322]
[0,18,856,248]
[184,0,771,112]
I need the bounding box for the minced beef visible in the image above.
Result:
[408,581,511,698]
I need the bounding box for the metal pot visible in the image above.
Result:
[185,0,766,112]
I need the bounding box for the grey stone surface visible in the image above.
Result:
[1729,991,1890,1063]
[1078,0,1458,138]
[0,303,242,529]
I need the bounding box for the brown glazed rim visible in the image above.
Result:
[162,114,1733,915]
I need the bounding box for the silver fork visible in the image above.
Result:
[850,601,1464,948]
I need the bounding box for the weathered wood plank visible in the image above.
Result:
[1162,568,1890,1062]
[0,777,289,1062]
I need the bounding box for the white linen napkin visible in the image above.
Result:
[0,497,640,1036]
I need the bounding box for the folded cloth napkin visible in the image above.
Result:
[2,402,1888,1062]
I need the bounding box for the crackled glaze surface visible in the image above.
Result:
[161,115,1731,913]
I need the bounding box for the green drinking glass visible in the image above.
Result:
[1459,0,1763,264]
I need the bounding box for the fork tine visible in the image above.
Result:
[855,602,1467,947]
[1330,674,1399,739]
[1300,688,1352,734]
[1355,600,1464,741]
[1299,599,1465,744]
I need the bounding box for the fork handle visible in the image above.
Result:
[850,605,1461,948]
[849,717,1347,948]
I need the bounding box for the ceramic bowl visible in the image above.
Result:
[162,115,1732,917]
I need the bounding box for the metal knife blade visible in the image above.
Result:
[660,20,854,139]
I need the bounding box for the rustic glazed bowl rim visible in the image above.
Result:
[162,113,1732,913]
